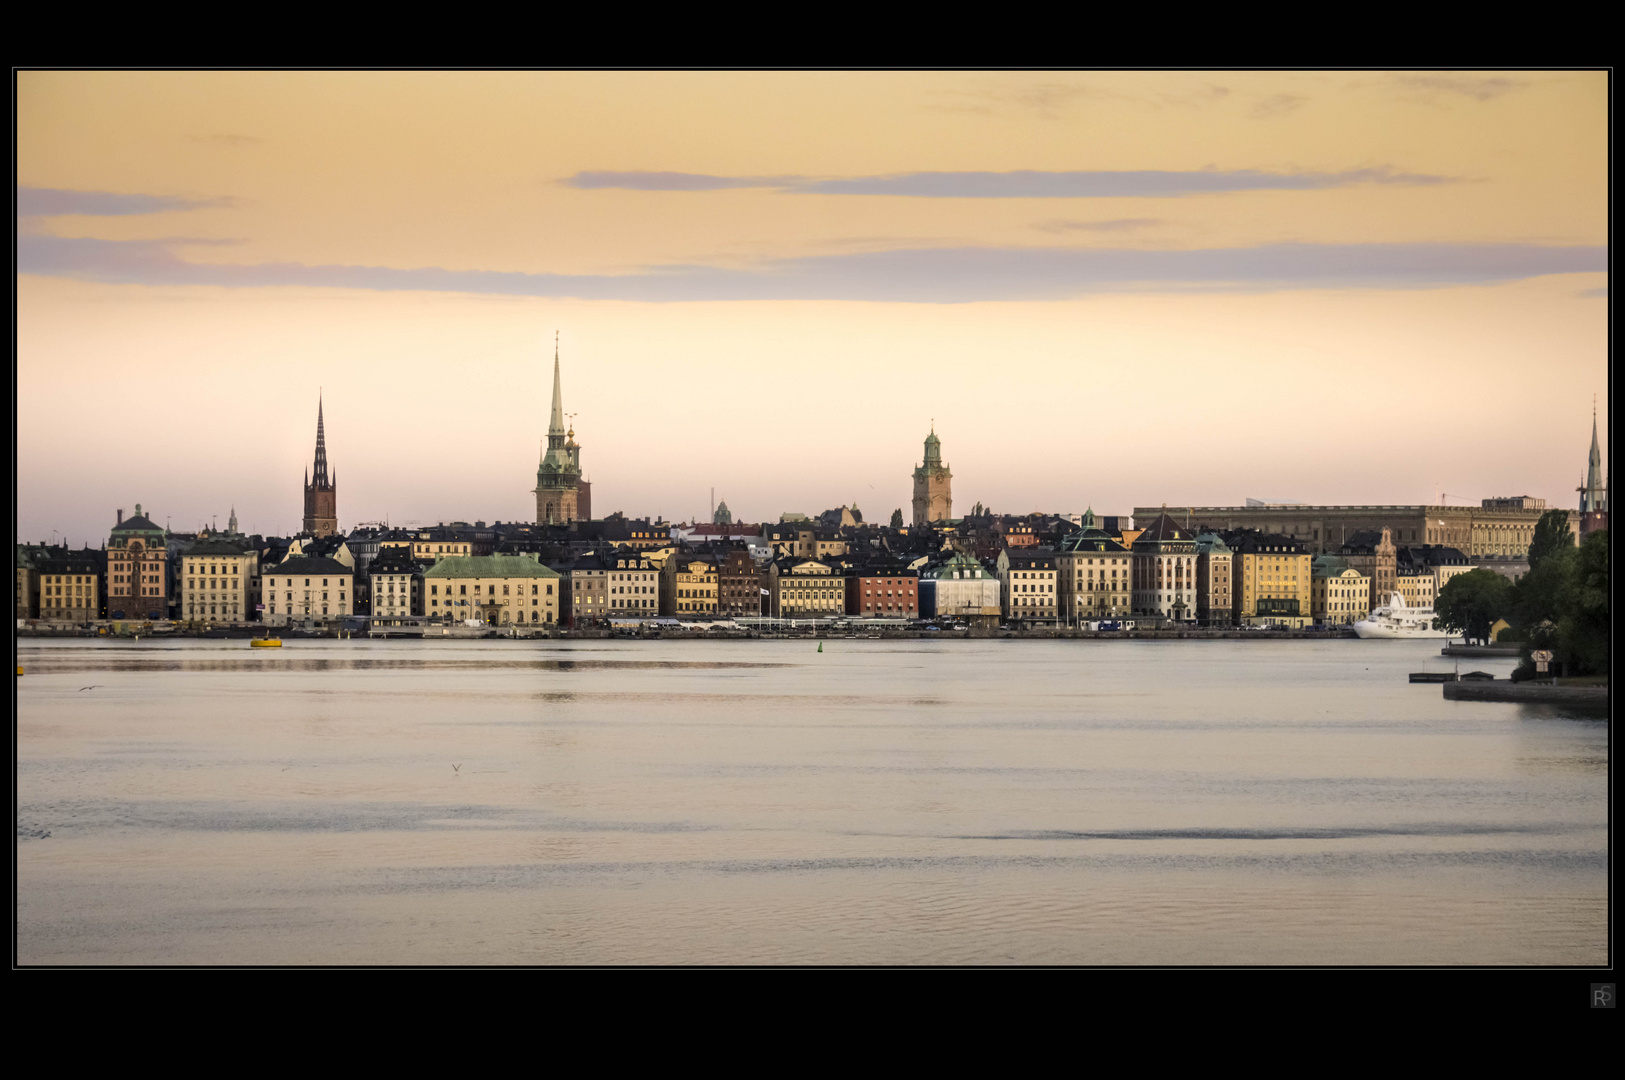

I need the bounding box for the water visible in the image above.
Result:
[16,638,1606,965]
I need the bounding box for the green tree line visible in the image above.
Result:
[1432,510,1608,679]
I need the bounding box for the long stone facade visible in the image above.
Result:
[1136,502,1545,558]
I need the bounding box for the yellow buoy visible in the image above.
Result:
[250,639,282,648]
[15,666,22,676]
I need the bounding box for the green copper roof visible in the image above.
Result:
[423,554,560,579]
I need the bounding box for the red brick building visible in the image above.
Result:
[845,567,919,619]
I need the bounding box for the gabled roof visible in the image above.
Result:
[1059,529,1129,554]
[268,555,351,576]
[423,554,560,579]
[1132,513,1195,546]
[184,537,253,556]
[111,514,163,534]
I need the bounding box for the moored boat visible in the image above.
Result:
[1352,592,1449,639]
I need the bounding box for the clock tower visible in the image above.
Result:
[911,425,953,527]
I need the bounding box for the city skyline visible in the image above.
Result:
[18,71,1608,544]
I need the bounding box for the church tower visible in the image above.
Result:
[534,336,584,525]
[911,425,953,527]
[1578,399,1608,536]
[302,396,338,537]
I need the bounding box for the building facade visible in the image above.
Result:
[1155,502,1545,558]
[262,556,353,625]
[997,547,1058,626]
[911,427,953,527]
[663,555,719,617]
[1339,528,1398,611]
[770,557,843,618]
[423,554,559,627]
[1131,513,1198,623]
[107,506,170,619]
[181,537,256,624]
[718,548,765,618]
[1056,520,1132,623]
[845,566,919,619]
[1310,556,1370,626]
[918,550,1001,625]
[1230,532,1312,628]
[1193,532,1234,628]
[303,398,338,537]
[36,548,102,623]
[369,548,426,619]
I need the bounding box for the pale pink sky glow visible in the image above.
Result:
[16,71,1607,545]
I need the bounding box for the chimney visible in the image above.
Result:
[117,508,124,524]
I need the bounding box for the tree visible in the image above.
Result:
[1528,509,1574,569]
[1433,568,1513,644]
[889,508,904,530]
[1555,528,1609,676]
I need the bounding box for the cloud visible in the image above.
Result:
[19,234,1605,304]
[1576,287,1607,298]
[1033,218,1163,234]
[1251,93,1308,119]
[561,166,1451,198]
[1396,75,1527,102]
[18,187,234,216]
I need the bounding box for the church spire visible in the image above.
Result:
[1582,396,1606,513]
[549,331,566,443]
[312,394,330,488]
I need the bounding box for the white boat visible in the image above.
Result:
[1352,592,1450,639]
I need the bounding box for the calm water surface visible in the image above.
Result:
[16,638,1607,964]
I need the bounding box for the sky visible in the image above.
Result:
[16,71,1608,546]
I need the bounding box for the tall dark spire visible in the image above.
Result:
[312,394,330,487]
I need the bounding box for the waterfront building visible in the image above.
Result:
[918,550,1001,626]
[381,525,474,563]
[369,548,426,619]
[1056,513,1132,623]
[1402,545,1473,596]
[423,554,559,627]
[534,342,585,525]
[1392,552,1437,611]
[769,557,843,618]
[1157,501,1544,557]
[1310,556,1370,626]
[911,426,953,527]
[107,505,169,620]
[302,398,339,537]
[1339,528,1397,611]
[16,544,43,619]
[36,548,102,623]
[767,522,847,561]
[1131,512,1198,623]
[844,565,919,619]
[262,556,353,625]
[181,536,256,624]
[1193,532,1234,628]
[1229,532,1312,629]
[718,547,766,618]
[997,547,1058,626]
[1578,404,1609,536]
[663,554,719,616]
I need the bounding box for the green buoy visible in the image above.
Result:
[817,641,823,653]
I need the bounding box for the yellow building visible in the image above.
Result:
[181,537,257,624]
[997,546,1058,625]
[663,556,719,616]
[1311,557,1370,626]
[1232,533,1312,628]
[423,554,559,627]
[36,550,101,622]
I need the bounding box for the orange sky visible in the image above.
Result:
[16,71,1608,544]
